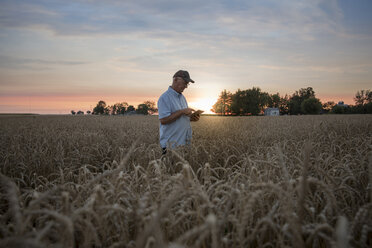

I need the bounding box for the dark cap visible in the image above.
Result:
[173,70,195,83]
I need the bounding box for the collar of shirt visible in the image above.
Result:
[168,86,182,98]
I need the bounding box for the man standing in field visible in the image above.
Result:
[158,70,200,154]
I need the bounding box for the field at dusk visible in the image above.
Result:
[2,1,371,246]
[1,115,371,247]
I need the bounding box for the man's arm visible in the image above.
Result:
[160,108,194,125]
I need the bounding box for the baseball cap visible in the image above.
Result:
[173,70,195,83]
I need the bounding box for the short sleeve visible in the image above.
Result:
[158,95,172,119]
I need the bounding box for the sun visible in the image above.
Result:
[188,97,218,114]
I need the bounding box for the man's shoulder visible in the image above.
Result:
[159,88,174,101]
[158,91,169,102]
[159,90,169,98]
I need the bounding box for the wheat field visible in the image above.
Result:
[0,114,371,248]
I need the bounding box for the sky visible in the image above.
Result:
[0,0,371,114]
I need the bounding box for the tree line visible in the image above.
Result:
[71,100,158,115]
[212,87,372,115]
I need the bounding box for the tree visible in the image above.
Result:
[301,97,322,114]
[332,105,346,114]
[368,90,372,103]
[268,93,281,108]
[111,102,128,115]
[127,105,135,112]
[231,89,252,115]
[279,94,290,115]
[86,110,91,114]
[71,110,76,115]
[366,102,372,114]
[77,110,84,115]
[103,107,110,115]
[143,101,158,115]
[136,104,149,115]
[231,87,269,115]
[258,91,270,113]
[288,87,315,115]
[93,100,107,115]
[322,101,336,114]
[110,104,117,115]
[212,90,232,115]
[354,90,371,105]
[211,101,224,115]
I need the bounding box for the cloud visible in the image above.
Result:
[258,64,344,73]
[0,55,88,70]
[259,58,372,73]
[0,0,350,40]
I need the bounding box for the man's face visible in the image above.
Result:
[172,77,189,93]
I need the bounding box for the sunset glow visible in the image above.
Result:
[189,97,218,115]
[0,0,371,114]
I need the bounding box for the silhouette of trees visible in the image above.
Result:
[135,101,158,115]
[354,90,371,106]
[288,87,316,115]
[212,90,233,115]
[278,94,290,115]
[230,87,269,115]
[366,102,372,114]
[90,100,159,115]
[301,98,322,114]
[268,93,281,108]
[136,104,149,115]
[213,87,271,115]
[92,101,146,115]
[86,88,372,116]
[142,101,158,115]
[93,101,107,115]
[322,101,336,113]
[127,105,135,112]
[111,102,128,115]
[329,89,372,114]
[332,105,347,114]
[211,86,327,116]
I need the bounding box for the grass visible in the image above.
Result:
[0,114,371,247]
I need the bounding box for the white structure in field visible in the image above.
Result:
[264,108,280,116]
[337,101,348,107]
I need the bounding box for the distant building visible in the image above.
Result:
[337,101,348,107]
[264,108,280,116]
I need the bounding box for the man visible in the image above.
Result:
[158,70,200,154]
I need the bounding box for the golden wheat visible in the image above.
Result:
[0,114,371,247]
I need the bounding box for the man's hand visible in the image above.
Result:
[190,114,200,122]
[190,109,203,122]
[183,108,194,116]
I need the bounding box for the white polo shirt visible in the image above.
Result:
[158,86,192,148]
